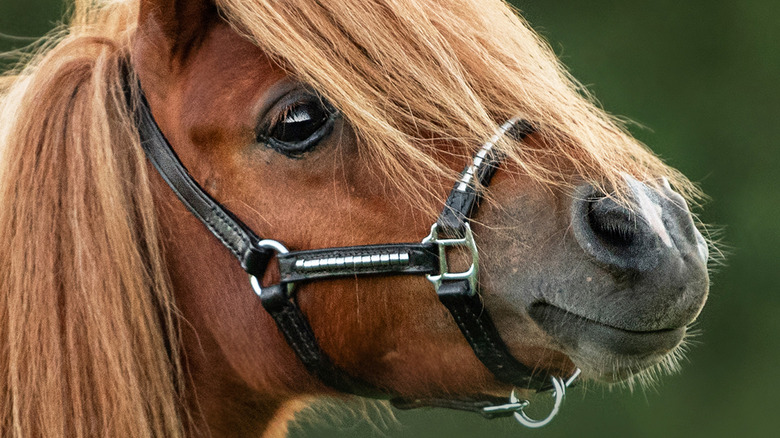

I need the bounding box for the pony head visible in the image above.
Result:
[0,0,710,436]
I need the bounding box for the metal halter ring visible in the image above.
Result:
[249,239,293,299]
[509,368,582,428]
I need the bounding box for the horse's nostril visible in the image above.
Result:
[572,184,662,274]
[586,194,638,251]
[572,179,707,278]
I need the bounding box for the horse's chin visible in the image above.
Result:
[528,302,688,384]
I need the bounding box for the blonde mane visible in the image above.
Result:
[0,2,185,436]
[217,0,699,205]
[0,1,698,436]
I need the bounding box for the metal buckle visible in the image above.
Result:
[249,239,295,298]
[422,223,479,294]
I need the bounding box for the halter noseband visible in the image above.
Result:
[133,83,579,428]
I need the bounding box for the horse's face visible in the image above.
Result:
[135,2,709,402]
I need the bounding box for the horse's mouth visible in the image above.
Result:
[528,302,685,363]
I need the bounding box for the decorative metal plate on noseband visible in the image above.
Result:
[295,252,410,271]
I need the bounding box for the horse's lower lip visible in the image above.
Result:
[528,303,685,357]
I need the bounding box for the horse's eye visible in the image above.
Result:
[258,94,338,157]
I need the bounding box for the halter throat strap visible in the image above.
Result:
[135,89,273,276]
[133,84,560,412]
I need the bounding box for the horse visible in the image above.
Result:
[0,0,710,436]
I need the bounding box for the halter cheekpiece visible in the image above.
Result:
[132,81,580,428]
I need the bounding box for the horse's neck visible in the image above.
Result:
[179,325,303,437]
[152,182,311,437]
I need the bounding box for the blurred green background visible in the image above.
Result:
[2,0,778,437]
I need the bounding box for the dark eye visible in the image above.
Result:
[271,101,329,142]
[258,93,338,157]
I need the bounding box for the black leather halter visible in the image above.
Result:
[133,83,564,417]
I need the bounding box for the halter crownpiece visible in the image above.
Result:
[133,81,580,428]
